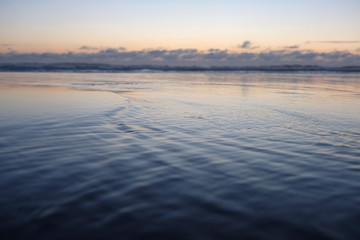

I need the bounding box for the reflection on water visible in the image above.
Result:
[0,72,360,239]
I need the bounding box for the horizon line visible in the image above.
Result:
[1,63,360,73]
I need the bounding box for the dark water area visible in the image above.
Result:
[0,72,360,239]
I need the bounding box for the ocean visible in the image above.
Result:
[0,71,359,239]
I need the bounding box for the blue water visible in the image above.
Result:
[0,72,360,239]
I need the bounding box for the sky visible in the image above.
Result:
[1,0,360,66]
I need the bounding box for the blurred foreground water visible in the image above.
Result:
[0,72,360,239]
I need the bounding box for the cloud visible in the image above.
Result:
[0,48,359,66]
[306,41,360,44]
[99,48,120,55]
[80,46,127,52]
[239,41,252,49]
[79,45,99,51]
[284,45,299,49]
[238,41,260,50]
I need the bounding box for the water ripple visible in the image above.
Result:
[0,72,360,239]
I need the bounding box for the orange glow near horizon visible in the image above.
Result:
[1,0,359,62]
[1,42,359,54]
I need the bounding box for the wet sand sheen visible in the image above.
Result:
[0,72,360,239]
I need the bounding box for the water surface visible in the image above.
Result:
[0,72,360,239]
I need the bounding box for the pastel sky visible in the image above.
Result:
[1,0,360,65]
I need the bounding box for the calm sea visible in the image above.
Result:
[0,72,360,239]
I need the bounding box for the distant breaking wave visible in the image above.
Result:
[1,63,360,72]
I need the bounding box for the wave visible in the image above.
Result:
[1,63,360,73]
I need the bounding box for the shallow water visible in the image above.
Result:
[0,72,360,239]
